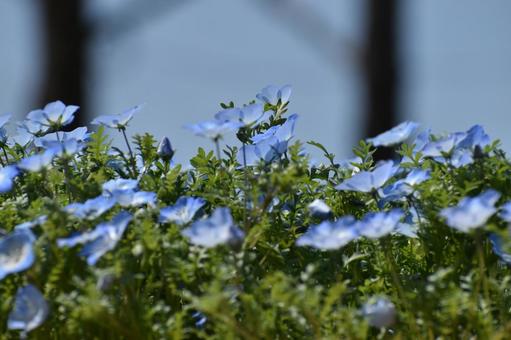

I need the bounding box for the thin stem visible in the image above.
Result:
[242,143,249,227]
[476,231,490,301]
[1,146,8,164]
[214,138,221,161]
[120,128,137,176]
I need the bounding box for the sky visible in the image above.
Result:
[0,0,510,163]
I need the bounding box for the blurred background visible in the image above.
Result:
[1,0,510,163]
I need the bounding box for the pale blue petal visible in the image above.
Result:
[7,284,49,333]
[439,190,500,232]
[296,216,358,250]
[182,207,244,247]
[159,197,205,225]
[367,121,419,147]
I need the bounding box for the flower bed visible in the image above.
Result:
[1,85,511,338]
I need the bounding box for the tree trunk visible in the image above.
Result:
[39,0,88,129]
[365,0,399,160]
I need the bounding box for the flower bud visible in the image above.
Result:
[157,136,174,161]
[361,297,396,328]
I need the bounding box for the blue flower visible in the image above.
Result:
[361,297,396,328]
[256,84,292,106]
[102,178,138,196]
[0,165,19,193]
[0,229,36,280]
[439,190,500,232]
[157,136,174,160]
[215,103,272,127]
[336,161,398,193]
[338,156,362,173]
[239,114,298,165]
[356,209,404,239]
[500,201,511,222]
[17,149,57,172]
[116,191,157,208]
[367,121,419,147]
[57,211,132,265]
[26,100,78,133]
[307,199,332,220]
[421,132,466,158]
[90,104,141,129]
[296,216,359,250]
[8,128,34,148]
[489,234,511,265]
[42,139,85,157]
[395,211,419,238]
[64,196,116,220]
[159,197,205,225]
[181,207,244,248]
[456,125,490,150]
[7,284,49,334]
[379,168,431,203]
[184,119,242,140]
[34,126,90,148]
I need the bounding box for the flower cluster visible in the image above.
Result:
[0,85,511,338]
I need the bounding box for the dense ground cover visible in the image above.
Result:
[1,86,511,339]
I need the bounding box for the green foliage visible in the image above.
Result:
[2,100,511,339]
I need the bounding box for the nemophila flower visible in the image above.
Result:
[361,297,396,328]
[256,84,292,105]
[395,211,419,238]
[8,128,34,148]
[489,234,511,265]
[157,136,174,161]
[0,229,36,280]
[215,103,272,127]
[307,199,332,220]
[184,119,242,140]
[500,201,511,222]
[90,104,141,129]
[367,121,419,147]
[336,160,398,193]
[457,124,490,150]
[116,191,157,208]
[338,156,362,173]
[296,216,359,250]
[448,148,474,168]
[439,189,500,232]
[0,165,19,193]
[26,100,78,133]
[34,126,90,148]
[102,178,138,196]
[159,196,205,225]
[42,139,84,157]
[379,168,431,203]
[182,207,244,248]
[356,209,404,239]
[17,149,57,172]
[421,132,466,158]
[240,114,298,166]
[15,216,47,230]
[65,196,116,220]
[57,211,132,265]
[7,284,49,334]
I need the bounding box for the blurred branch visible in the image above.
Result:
[253,0,362,70]
[88,0,194,41]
